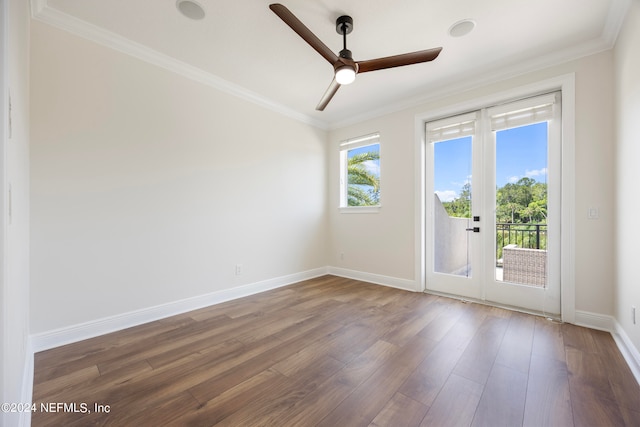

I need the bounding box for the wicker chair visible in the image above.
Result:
[502,245,547,287]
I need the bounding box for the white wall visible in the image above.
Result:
[328,111,418,281]
[329,51,616,317]
[614,0,640,356]
[29,21,328,334]
[26,0,638,370]
[1,0,31,424]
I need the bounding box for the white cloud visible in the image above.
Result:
[526,168,548,178]
[435,190,458,202]
[503,168,546,185]
[452,176,472,187]
[362,160,380,176]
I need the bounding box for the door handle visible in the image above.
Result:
[466,227,480,232]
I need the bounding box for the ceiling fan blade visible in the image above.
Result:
[356,47,442,74]
[269,4,338,65]
[316,78,341,111]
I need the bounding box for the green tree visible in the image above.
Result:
[495,178,547,258]
[532,181,547,203]
[439,176,549,258]
[440,177,547,224]
[521,201,547,223]
[442,182,471,218]
[498,201,523,223]
[347,151,380,206]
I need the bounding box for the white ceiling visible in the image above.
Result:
[32,0,629,129]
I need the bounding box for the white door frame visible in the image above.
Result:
[414,74,576,323]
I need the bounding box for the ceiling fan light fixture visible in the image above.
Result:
[335,65,356,85]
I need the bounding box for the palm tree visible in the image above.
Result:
[347,151,380,206]
[503,202,522,223]
[520,201,547,223]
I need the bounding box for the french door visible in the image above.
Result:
[425,92,561,316]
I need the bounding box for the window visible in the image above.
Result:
[339,133,380,209]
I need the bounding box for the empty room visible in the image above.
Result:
[2,0,640,426]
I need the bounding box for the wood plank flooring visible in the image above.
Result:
[32,275,640,426]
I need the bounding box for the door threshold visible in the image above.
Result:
[423,288,561,322]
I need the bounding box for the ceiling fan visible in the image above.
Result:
[269,3,442,111]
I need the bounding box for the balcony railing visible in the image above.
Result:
[496,223,547,263]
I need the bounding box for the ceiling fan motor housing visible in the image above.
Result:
[336,15,353,35]
[339,49,353,60]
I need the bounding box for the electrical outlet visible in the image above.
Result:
[235,264,242,275]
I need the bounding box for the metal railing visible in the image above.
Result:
[497,223,547,249]
[496,223,547,263]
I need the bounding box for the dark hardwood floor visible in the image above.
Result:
[32,275,640,426]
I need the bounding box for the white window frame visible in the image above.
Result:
[339,132,381,213]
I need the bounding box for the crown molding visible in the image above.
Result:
[31,0,630,132]
[329,42,603,130]
[328,0,632,130]
[603,0,632,46]
[329,4,627,131]
[29,0,329,130]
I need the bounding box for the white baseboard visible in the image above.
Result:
[31,268,328,352]
[574,310,616,331]
[31,266,419,353]
[327,267,419,292]
[612,321,640,386]
[575,310,640,386]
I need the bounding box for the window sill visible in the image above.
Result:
[339,206,381,214]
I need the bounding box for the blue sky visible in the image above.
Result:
[434,122,548,202]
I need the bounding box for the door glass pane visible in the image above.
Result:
[495,122,548,287]
[433,136,472,277]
